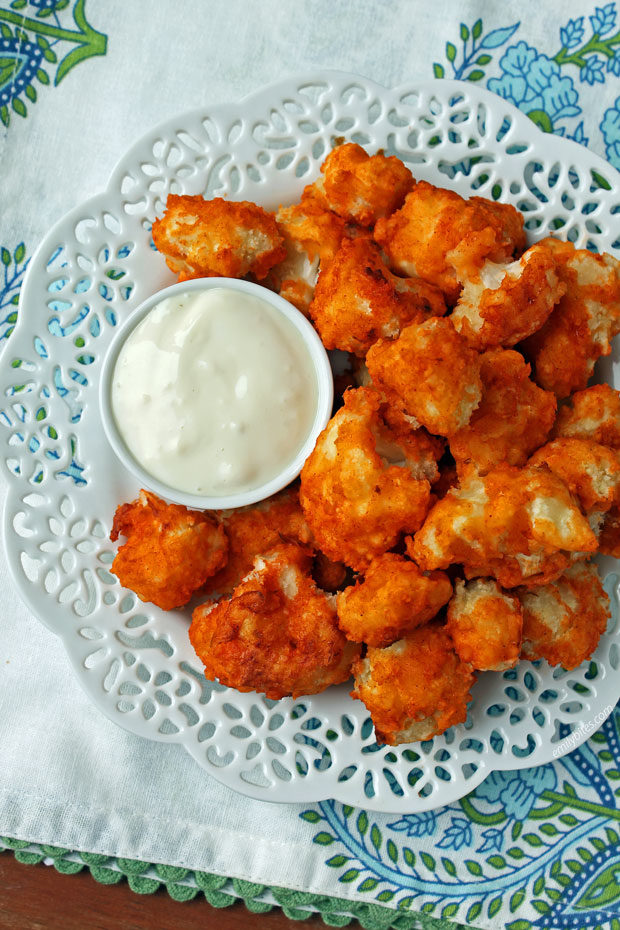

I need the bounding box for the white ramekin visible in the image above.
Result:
[99,277,334,509]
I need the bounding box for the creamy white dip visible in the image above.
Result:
[111,288,318,495]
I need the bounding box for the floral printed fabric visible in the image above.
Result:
[430,8,620,165]
[1,3,620,930]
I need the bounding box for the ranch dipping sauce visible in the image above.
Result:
[111,288,318,495]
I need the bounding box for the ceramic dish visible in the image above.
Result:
[98,277,334,509]
[2,71,620,813]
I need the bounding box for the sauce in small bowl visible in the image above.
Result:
[99,279,333,508]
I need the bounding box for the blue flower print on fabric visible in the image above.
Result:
[561,17,585,50]
[474,765,558,821]
[590,2,617,35]
[488,41,581,129]
[601,96,620,168]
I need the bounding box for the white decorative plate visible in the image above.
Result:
[2,72,620,813]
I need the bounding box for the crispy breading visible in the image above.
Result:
[202,487,312,597]
[151,195,286,281]
[110,490,228,610]
[366,317,482,436]
[266,193,347,315]
[408,464,597,588]
[307,142,414,226]
[336,553,452,647]
[351,623,475,744]
[522,238,620,398]
[299,387,433,571]
[447,578,523,671]
[553,384,620,448]
[530,438,620,514]
[519,561,610,669]
[373,181,525,303]
[190,545,360,699]
[450,243,565,350]
[309,236,446,355]
[450,349,557,475]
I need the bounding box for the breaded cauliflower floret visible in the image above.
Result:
[366,317,482,436]
[309,236,446,356]
[519,561,610,669]
[351,623,475,744]
[373,181,525,303]
[267,193,347,315]
[299,388,433,571]
[447,578,523,671]
[110,490,228,611]
[522,238,620,398]
[307,142,414,226]
[530,438,620,514]
[553,384,620,449]
[151,194,286,281]
[190,545,360,699]
[450,348,557,475]
[336,553,452,647]
[409,464,597,588]
[450,243,565,350]
[202,487,312,598]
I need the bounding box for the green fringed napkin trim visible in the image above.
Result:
[0,839,469,929]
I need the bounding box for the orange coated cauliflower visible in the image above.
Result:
[522,238,620,398]
[190,545,360,699]
[449,348,557,476]
[519,561,610,669]
[553,384,620,449]
[450,242,565,350]
[308,142,414,226]
[373,181,525,303]
[409,464,597,588]
[299,387,434,571]
[366,317,482,436]
[336,553,452,647]
[309,236,446,356]
[267,193,347,315]
[110,490,228,611]
[351,623,475,744]
[202,487,312,598]
[447,578,523,671]
[530,438,620,514]
[152,194,286,281]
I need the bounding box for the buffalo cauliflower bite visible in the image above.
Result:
[299,387,434,571]
[190,545,360,699]
[307,142,414,226]
[202,487,312,598]
[266,193,347,315]
[447,578,523,671]
[519,561,610,669]
[151,195,286,281]
[336,553,452,647]
[553,384,620,449]
[450,349,557,476]
[373,181,525,303]
[409,464,597,588]
[309,236,446,356]
[522,238,620,398]
[351,623,476,744]
[530,438,620,514]
[110,490,228,611]
[450,243,565,350]
[366,317,482,436]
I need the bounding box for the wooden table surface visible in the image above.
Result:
[0,853,339,930]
